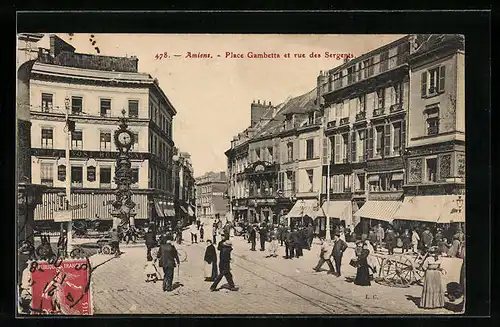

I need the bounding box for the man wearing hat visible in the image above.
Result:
[156,233,180,292]
[330,232,348,277]
[210,240,238,292]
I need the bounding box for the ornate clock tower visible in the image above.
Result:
[111,110,137,228]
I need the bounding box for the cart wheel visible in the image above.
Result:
[380,255,413,287]
[101,245,112,255]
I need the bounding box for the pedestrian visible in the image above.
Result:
[196,218,201,229]
[375,223,385,252]
[421,226,434,253]
[199,223,205,241]
[419,248,445,309]
[338,226,346,243]
[249,225,257,251]
[345,225,352,242]
[18,259,33,314]
[203,240,218,282]
[189,222,198,244]
[223,222,231,240]
[385,228,397,255]
[368,228,377,252]
[364,240,378,279]
[109,228,121,257]
[217,235,228,252]
[401,228,411,253]
[212,222,218,244]
[175,221,183,244]
[210,240,238,292]
[259,223,268,251]
[144,254,159,283]
[298,226,307,254]
[306,223,314,249]
[412,228,420,254]
[267,228,279,258]
[313,238,335,274]
[330,233,348,277]
[145,227,156,259]
[354,242,371,286]
[447,234,462,258]
[157,234,180,292]
[277,224,284,246]
[285,227,294,259]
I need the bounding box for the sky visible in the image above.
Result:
[39,34,404,177]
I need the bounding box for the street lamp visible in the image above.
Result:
[456,195,464,231]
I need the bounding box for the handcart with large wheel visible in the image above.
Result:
[371,251,431,288]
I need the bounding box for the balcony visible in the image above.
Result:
[327,121,337,129]
[339,117,349,126]
[355,111,366,121]
[389,103,403,113]
[373,108,385,117]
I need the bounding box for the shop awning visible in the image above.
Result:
[393,195,465,223]
[287,199,320,218]
[187,205,195,216]
[153,199,165,218]
[179,205,188,214]
[318,201,352,223]
[353,200,402,223]
[164,208,175,217]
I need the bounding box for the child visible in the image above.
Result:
[199,224,205,241]
[144,254,159,283]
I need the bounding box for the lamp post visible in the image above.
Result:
[299,199,305,227]
[64,97,73,254]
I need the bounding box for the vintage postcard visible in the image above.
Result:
[16,32,466,315]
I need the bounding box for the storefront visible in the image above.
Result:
[287,199,320,228]
[152,198,175,230]
[352,200,403,234]
[317,200,352,236]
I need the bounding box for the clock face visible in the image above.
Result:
[118,132,132,146]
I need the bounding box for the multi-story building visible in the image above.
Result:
[173,148,196,226]
[195,171,228,225]
[30,35,177,229]
[318,36,410,234]
[393,34,465,224]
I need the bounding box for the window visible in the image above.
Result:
[87,166,96,182]
[421,66,446,97]
[426,158,437,182]
[71,96,82,114]
[132,168,139,186]
[268,147,274,162]
[427,117,439,136]
[375,125,384,157]
[333,71,343,89]
[71,130,83,150]
[393,123,401,154]
[41,128,53,149]
[128,100,139,118]
[334,134,342,164]
[306,139,314,160]
[41,93,53,112]
[331,175,344,193]
[376,88,384,109]
[342,133,348,162]
[287,142,293,162]
[369,174,400,192]
[131,132,139,150]
[347,66,356,84]
[384,124,391,156]
[99,166,111,187]
[357,94,366,113]
[57,165,66,181]
[394,83,402,105]
[355,173,365,191]
[357,129,366,162]
[363,57,374,78]
[71,166,83,187]
[344,174,352,192]
[380,51,389,72]
[306,169,314,192]
[100,99,111,117]
[40,163,53,186]
[100,132,112,150]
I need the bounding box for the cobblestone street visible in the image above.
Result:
[89,231,463,315]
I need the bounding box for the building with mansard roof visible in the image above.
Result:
[29,34,178,230]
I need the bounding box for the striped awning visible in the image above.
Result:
[393,195,465,223]
[153,199,165,218]
[319,201,352,225]
[34,192,148,221]
[179,205,188,214]
[353,200,402,223]
[164,208,175,217]
[287,199,320,218]
[187,205,195,216]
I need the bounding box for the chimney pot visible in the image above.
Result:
[269,101,272,106]
[257,100,260,104]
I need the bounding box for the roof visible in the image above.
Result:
[252,88,317,138]
[411,34,465,56]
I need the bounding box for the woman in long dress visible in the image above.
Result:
[354,243,371,286]
[364,240,378,279]
[203,240,218,281]
[420,249,446,309]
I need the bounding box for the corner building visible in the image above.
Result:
[30,35,177,229]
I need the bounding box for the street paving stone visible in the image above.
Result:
[90,231,463,315]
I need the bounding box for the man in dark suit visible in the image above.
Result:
[145,226,156,258]
[210,240,238,291]
[306,223,314,249]
[157,234,180,292]
[291,228,301,258]
[259,223,268,251]
[284,227,293,259]
[330,233,348,277]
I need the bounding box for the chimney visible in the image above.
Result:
[257,100,260,105]
[130,55,139,72]
[343,56,350,64]
[269,101,272,106]
[49,34,75,57]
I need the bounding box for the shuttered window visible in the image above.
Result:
[351,130,357,163]
[439,66,446,92]
[366,126,373,160]
[384,124,391,157]
[401,120,406,152]
[334,134,342,164]
[322,137,329,165]
[421,72,427,97]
